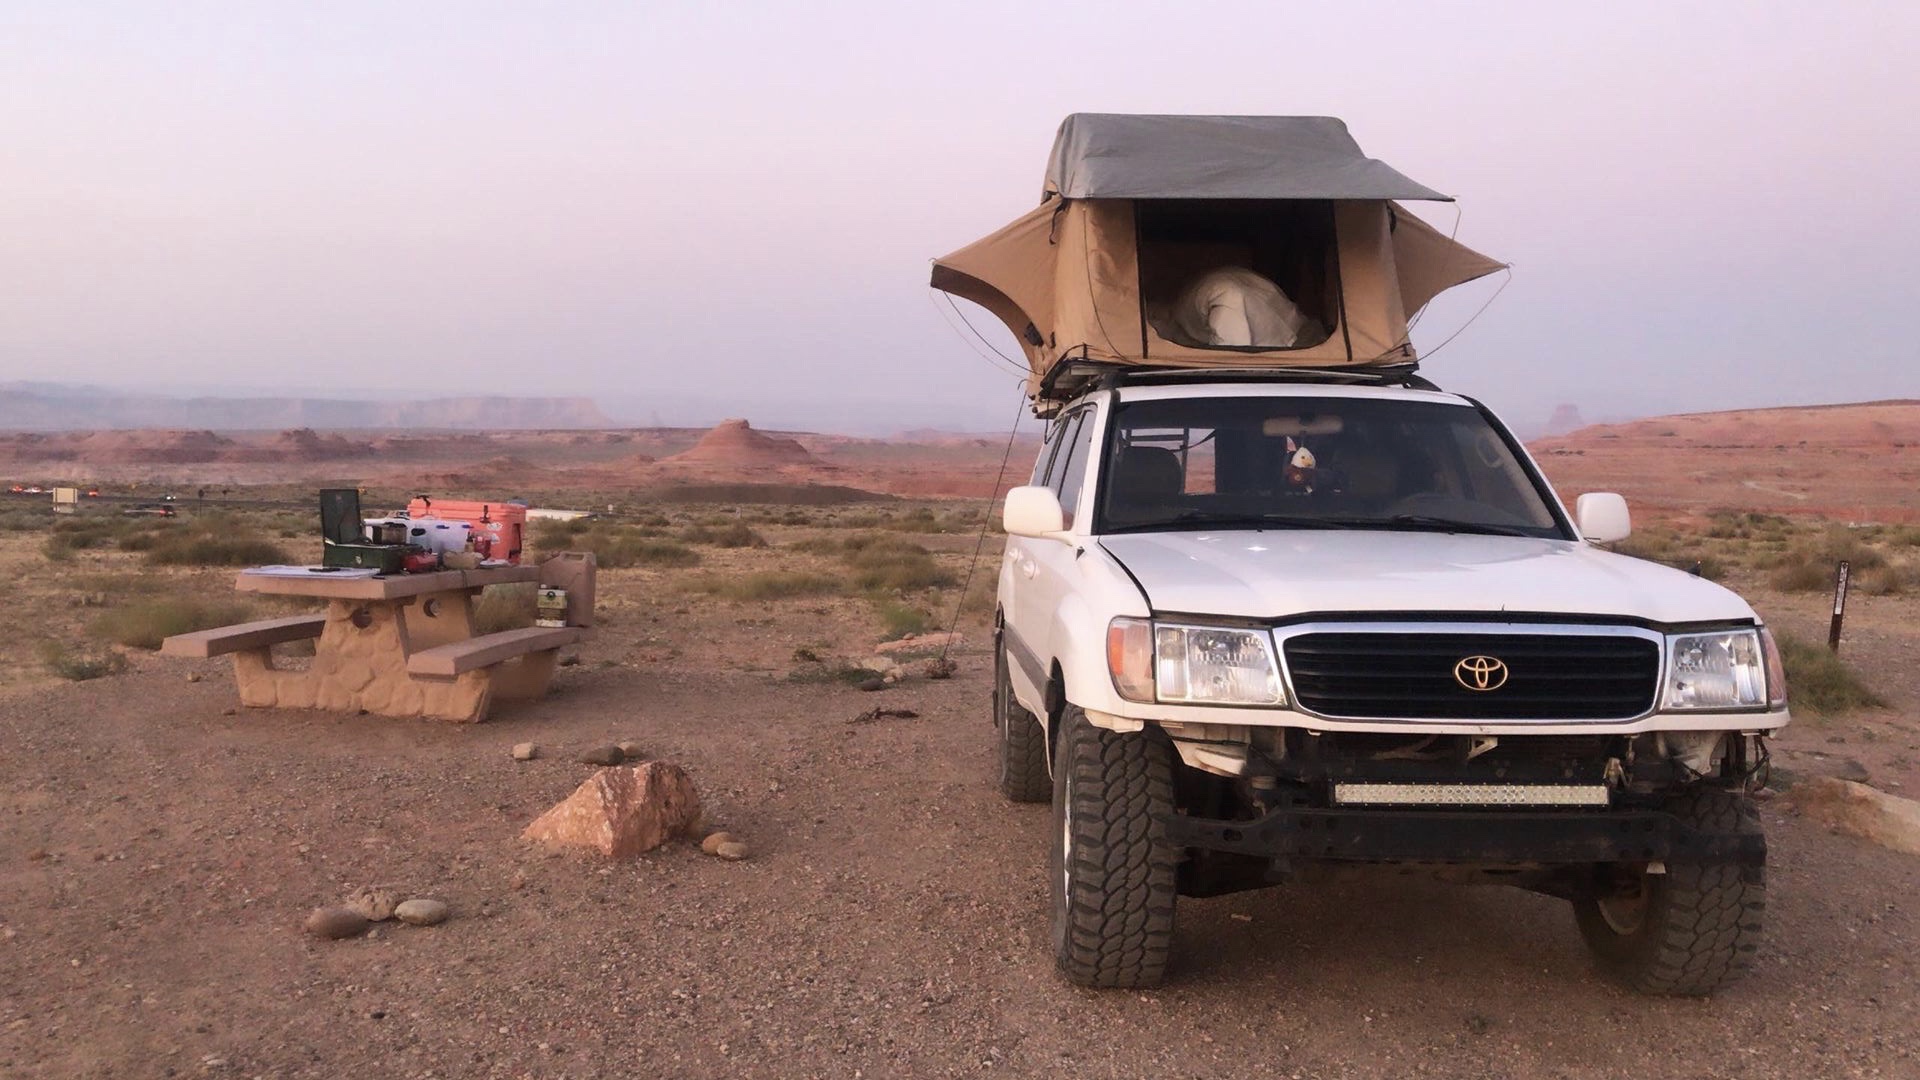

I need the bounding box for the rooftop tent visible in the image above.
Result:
[930,114,1506,401]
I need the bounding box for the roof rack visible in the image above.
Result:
[1037,359,1438,408]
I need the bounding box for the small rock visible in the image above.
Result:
[221,708,237,716]
[26,848,48,862]
[714,841,749,861]
[511,742,538,762]
[344,885,400,922]
[616,740,646,761]
[394,899,449,926]
[185,672,203,684]
[304,907,370,940]
[700,831,736,855]
[578,746,624,766]
[882,673,898,685]
[559,654,581,667]
[922,657,958,680]
[856,678,886,692]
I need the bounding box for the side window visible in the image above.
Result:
[1052,411,1097,528]
[1042,412,1083,493]
[1030,416,1064,486]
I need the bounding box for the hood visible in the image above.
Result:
[1099,530,1756,626]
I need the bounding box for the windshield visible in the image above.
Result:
[1095,395,1566,538]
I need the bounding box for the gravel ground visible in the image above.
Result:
[3,638,1918,1079]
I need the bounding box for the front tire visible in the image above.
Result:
[1049,706,1178,988]
[993,635,1050,803]
[1573,787,1765,996]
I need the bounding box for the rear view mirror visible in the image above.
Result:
[1003,485,1067,539]
[1576,492,1631,544]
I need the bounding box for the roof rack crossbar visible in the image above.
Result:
[1036,359,1438,409]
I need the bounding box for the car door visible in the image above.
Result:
[1023,404,1098,693]
[1001,412,1070,709]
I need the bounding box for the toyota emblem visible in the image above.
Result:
[1453,655,1509,691]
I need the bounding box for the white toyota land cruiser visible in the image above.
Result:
[992,367,1786,996]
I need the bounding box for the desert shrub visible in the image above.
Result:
[844,536,953,592]
[1764,525,1897,592]
[695,571,840,601]
[790,533,954,592]
[38,641,125,681]
[599,536,699,569]
[92,598,257,650]
[536,522,700,568]
[0,508,49,532]
[473,582,537,633]
[146,536,291,567]
[679,521,767,548]
[1776,633,1884,714]
[875,600,930,638]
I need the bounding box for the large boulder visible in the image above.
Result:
[521,763,701,858]
[1788,777,1920,856]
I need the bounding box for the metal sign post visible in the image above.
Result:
[1829,560,1851,653]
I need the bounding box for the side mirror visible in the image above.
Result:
[1576,492,1631,544]
[1003,485,1067,539]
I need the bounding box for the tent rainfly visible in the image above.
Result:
[931,114,1506,403]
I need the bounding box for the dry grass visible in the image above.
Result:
[678,521,767,548]
[37,640,126,681]
[1777,632,1885,714]
[91,598,258,650]
[875,600,932,638]
[693,571,841,601]
[473,583,537,633]
[532,520,699,568]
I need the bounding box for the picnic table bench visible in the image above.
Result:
[161,553,595,723]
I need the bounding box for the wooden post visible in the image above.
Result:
[1828,560,1851,653]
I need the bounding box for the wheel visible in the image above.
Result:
[1573,787,1765,996]
[1049,706,1179,987]
[993,634,1050,803]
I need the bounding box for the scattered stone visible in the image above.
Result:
[185,672,203,684]
[616,740,646,761]
[792,646,821,663]
[875,631,967,654]
[921,657,958,680]
[859,656,894,674]
[521,762,702,858]
[304,907,370,940]
[578,746,624,766]
[511,742,539,762]
[714,841,750,861]
[1836,758,1873,784]
[221,708,237,716]
[856,677,886,693]
[1790,777,1920,856]
[700,831,736,855]
[559,654,581,667]
[343,885,400,922]
[850,707,920,725]
[394,899,449,926]
[26,848,48,862]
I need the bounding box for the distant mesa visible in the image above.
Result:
[1541,404,1588,436]
[665,419,821,468]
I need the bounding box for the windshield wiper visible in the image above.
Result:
[1353,514,1536,538]
[1149,510,1343,531]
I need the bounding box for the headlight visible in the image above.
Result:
[1107,617,1284,706]
[1663,629,1769,710]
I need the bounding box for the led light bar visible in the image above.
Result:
[1332,783,1611,807]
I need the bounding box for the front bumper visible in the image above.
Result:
[1162,804,1767,866]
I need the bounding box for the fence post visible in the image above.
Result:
[1828,560,1851,653]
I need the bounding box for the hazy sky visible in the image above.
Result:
[4,1,1916,434]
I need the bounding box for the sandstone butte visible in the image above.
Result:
[521,762,701,858]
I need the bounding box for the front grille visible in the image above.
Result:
[1283,631,1660,721]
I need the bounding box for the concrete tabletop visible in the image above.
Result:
[233,564,540,600]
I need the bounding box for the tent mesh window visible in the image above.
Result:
[1136,199,1338,353]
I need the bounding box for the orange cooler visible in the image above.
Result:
[407,497,527,564]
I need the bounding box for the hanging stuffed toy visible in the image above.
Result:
[1283,437,1318,493]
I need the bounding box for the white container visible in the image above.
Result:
[392,517,473,554]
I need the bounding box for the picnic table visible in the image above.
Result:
[160,557,594,723]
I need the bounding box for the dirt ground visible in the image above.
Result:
[4,539,1920,1080]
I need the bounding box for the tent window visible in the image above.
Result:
[1136,199,1338,352]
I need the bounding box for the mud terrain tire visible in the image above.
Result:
[1049,706,1178,988]
[993,638,1050,802]
[1574,786,1765,996]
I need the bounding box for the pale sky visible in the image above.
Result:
[3,1,1916,433]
